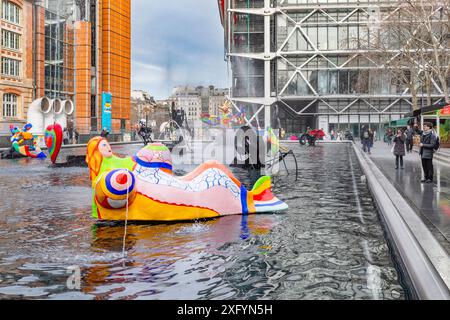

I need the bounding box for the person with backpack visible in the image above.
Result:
[73,129,80,144]
[360,125,373,154]
[100,127,109,139]
[385,128,394,146]
[368,128,374,149]
[393,129,406,169]
[405,125,414,153]
[63,128,70,145]
[419,122,438,184]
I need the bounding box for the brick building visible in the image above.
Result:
[0,0,34,146]
[0,0,131,145]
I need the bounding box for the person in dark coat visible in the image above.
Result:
[385,128,394,146]
[360,125,373,154]
[100,127,109,139]
[63,128,70,145]
[405,125,414,153]
[368,128,374,149]
[73,129,79,144]
[419,122,437,183]
[393,129,406,169]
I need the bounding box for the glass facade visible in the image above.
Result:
[223,0,447,136]
[232,57,264,97]
[89,0,98,132]
[43,1,75,100]
[275,8,412,97]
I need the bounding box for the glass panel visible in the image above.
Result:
[349,71,359,93]
[318,27,327,50]
[339,71,348,94]
[338,26,348,49]
[348,26,358,49]
[318,71,328,94]
[329,71,338,94]
[306,26,317,50]
[358,70,369,94]
[328,26,338,50]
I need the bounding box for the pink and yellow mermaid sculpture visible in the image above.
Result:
[86,137,288,221]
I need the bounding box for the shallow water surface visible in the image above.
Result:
[0,143,405,299]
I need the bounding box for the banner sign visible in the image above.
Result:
[102,92,112,132]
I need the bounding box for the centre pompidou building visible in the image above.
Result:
[218,0,447,137]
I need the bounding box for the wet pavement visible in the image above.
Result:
[365,141,450,255]
[0,143,407,300]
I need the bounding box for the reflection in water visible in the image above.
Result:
[0,144,406,300]
[82,215,276,299]
[241,214,250,240]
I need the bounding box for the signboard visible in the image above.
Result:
[102,92,112,132]
[370,115,380,123]
[349,115,359,123]
[359,115,369,123]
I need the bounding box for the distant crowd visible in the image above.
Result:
[62,127,80,145]
[361,123,439,184]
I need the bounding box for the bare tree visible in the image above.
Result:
[405,0,450,103]
[355,0,450,109]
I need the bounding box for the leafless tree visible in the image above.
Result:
[405,0,450,104]
[355,0,450,109]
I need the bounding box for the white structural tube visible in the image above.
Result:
[55,100,74,130]
[27,97,74,133]
[44,98,61,130]
[27,97,52,134]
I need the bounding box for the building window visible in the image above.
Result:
[1,29,20,50]
[2,93,18,117]
[2,1,20,24]
[2,57,20,76]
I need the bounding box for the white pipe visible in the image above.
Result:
[54,99,64,115]
[44,98,61,129]
[27,97,51,134]
[63,99,74,116]
[55,100,74,129]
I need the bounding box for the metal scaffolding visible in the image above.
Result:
[221,0,447,135]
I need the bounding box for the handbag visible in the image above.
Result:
[391,144,395,153]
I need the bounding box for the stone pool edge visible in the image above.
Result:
[352,142,450,300]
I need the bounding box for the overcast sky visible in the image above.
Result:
[131,0,228,100]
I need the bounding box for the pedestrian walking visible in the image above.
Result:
[73,129,79,144]
[63,127,70,145]
[386,128,394,146]
[360,125,373,154]
[368,128,374,149]
[419,122,438,183]
[100,127,109,139]
[405,125,414,153]
[392,129,406,169]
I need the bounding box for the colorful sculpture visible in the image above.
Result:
[201,101,247,128]
[45,124,63,164]
[86,137,288,221]
[9,124,46,159]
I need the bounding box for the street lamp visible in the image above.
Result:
[143,106,150,125]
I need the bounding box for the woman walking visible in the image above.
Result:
[393,129,406,169]
[386,128,394,146]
